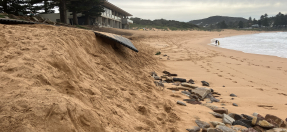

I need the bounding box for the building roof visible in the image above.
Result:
[103,1,132,16]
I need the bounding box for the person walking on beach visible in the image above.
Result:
[215,40,220,46]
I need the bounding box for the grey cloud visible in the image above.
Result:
[108,0,287,21]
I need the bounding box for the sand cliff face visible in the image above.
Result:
[0,24,179,132]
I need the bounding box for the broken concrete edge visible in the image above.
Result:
[94,31,139,52]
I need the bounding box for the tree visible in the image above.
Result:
[67,0,105,25]
[238,21,244,28]
[82,0,105,25]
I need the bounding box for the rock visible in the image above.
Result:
[188,79,195,84]
[154,76,162,80]
[192,87,212,99]
[233,120,252,128]
[233,103,238,107]
[231,98,234,100]
[253,126,265,132]
[163,71,170,74]
[210,121,225,127]
[223,86,225,87]
[266,128,287,132]
[230,94,237,97]
[202,128,208,132]
[184,99,197,102]
[234,114,244,120]
[207,128,223,132]
[265,114,284,127]
[186,126,201,132]
[257,114,265,120]
[209,112,224,118]
[223,114,235,125]
[187,101,202,104]
[150,71,157,76]
[241,128,258,132]
[231,126,242,131]
[182,91,192,95]
[201,81,210,87]
[206,93,220,102]
[252,113,258,117]
[181,83,198,88]
[216,125,235,132]
[173,78,186,82]
[203,104,218,110]
[252,117,274,128]
[195,120,211,128]
[242,114,254,120]
[177,101,186,106]
[213,107,228,114]
[239,119,253,128]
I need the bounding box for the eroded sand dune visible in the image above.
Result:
[0,24,180,132]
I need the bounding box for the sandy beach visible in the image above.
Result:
[1,24,286,132]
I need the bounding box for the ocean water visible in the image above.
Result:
[211,32,287,58]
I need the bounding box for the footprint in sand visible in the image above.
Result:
[273,88,279,90]
[218,75,223,77]
[232,81,237,83]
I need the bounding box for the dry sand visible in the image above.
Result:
[0,24,286,132]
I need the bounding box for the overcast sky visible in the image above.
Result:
[108,0,287,22]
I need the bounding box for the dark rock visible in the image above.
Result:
[163,54,167,57]
[257,114,265,120]
[233,120,252,128]
[186,126,201,132]
[188,89,192,94]
[239,119,253,128]
[188,79,195,84]
[265,114,284,128]
[241,128,258,132]
[216,125,235,132]
[231,98,234,100]
[230,94,237,97]
[253,126,265,132]
[212,92,221,95]
[209,112,224,118]
[233,103,238,107]
[242,114,254,120]
[154,76,162,80]
[192,87,212,99]
[173,78,187,82]
[213,107,228,114]
[234,114,244,120]
[177,101,186,106]
[195,120,210,128]
[210,89,214,92]
[163,71,170,75]
[169,74,178,76]
[201,81,210,87]
[206,93,220,102]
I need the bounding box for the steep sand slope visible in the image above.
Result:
[0,24,180,132]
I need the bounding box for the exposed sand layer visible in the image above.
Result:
[1,24,286,132]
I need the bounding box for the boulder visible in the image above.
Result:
[252,117,274,128]
[181,83,198,88]
[192,87,212,99]
[177,101,186,106]
[265,114,284,128]
[231,126,242,131]
[216,125,235,132]
[213,107,228,114]
[195,120,211,128]
[209,112,224,118]
[233,103,238,107]
[238,119,253,128]
[223,114,235,125]
[187,126,201,132]
[210,121,225,127]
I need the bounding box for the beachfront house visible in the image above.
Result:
[38,1,133,29]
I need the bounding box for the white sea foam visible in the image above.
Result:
[211,32,287,58]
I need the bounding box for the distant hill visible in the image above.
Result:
[189,16,248,26]
[130,17,199,30]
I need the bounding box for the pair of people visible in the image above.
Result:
[215,40,220,46]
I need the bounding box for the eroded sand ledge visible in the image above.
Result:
[0,24,286,132]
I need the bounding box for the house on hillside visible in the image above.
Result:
[38,1,133,29]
